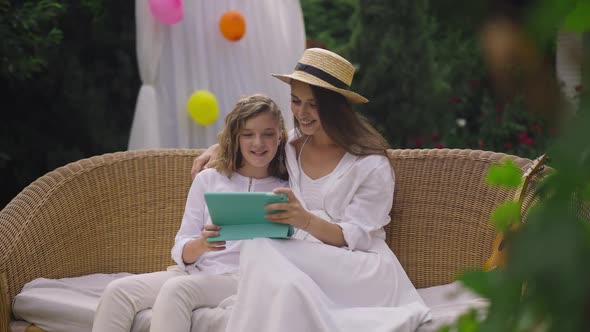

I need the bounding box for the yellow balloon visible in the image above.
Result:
[186,90,219,126]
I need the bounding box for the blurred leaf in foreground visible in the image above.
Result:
[491,201,521,230]
[486,159,522,188]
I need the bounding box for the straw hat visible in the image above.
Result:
[272,48,368,104]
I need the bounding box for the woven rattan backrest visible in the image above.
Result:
[385,149,531,288]
[0,148,534,324]
[0,149,200,309]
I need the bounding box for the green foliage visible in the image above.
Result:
[344,0,551,157]
[442,2,590,330]
[527,0,590,44]
[351,0,441,148]
[445,90,590,332]
[486,160,523,188]
[436,80,550,159]
[299,0,357,53]
[564,1,590,32]
[491,201,521,231]
[0,0,138,208]
[0,0,65,80]
[583,183,590,201]
[439,309,482,332]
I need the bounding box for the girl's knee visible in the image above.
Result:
[101,275,155,304]
[102,277,131,298]
[159,276,197,298]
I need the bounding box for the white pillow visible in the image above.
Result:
[416,281,488,332]
[13,273,133,332]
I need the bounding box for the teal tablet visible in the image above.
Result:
[204,192,294,242]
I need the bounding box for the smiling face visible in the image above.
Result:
[237,111,281,177]
[290,80,324,136]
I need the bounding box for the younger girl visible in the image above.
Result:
[91,94,288,332]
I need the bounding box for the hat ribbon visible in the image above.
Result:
[294,63,349,90]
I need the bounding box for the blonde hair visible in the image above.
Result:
[211,94,288,180]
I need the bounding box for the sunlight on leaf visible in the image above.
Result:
[457,309,479,332]
[563,1,590,32]
[459,270,493,297]
[438,308,482,331]
[486,160,522,188]
[526,0,577,45]
[491,201,521,230]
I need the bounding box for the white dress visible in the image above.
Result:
[224,134,431,332]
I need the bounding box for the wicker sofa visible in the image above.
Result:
[0,148,535,332]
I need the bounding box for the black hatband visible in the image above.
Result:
[294,63,348,89]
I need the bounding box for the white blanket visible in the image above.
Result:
[225,238,432,332]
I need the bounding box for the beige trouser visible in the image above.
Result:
[91,266,238,332]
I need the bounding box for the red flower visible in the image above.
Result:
[479,139,485,149]
[518,132,534,146]
[435,143,445,149]
[530,124,542,133]
[431,132,441,141]
[495,104,505,113]
[504,142,513,150]
[448,96,461,104]
[415,137,425,148]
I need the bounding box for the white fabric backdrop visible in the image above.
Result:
[129,0,305,150]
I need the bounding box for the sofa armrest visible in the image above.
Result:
[0,149,202,328]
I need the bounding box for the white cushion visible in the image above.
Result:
[8,320,30,332]
[12,273,229,332]
[13,274,486,332]
[13,273,133,332]
[416,281,488,332]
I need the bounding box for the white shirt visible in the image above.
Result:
[171,168,288,275]
[286,130,396,253]
[298,136,331,211]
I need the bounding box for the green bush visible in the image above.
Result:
[0,0,138,208]
[351,0,441,148]
[300,0,358,53]
[345,0,550,159]
[0,0,64,80]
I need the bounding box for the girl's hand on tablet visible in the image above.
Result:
[199,224,226,251]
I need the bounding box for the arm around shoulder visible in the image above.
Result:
[191,143,220,179]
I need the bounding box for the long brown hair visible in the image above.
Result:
[210,94,288,180]
[293,85,390,157]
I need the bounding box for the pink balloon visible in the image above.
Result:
[149,0,184,25]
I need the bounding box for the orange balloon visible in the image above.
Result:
[219,10,246,41]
